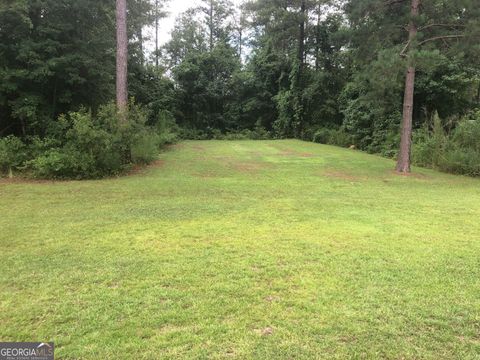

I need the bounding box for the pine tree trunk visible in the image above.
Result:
[396,0,420,173]
[209,0,214,51]
[397,66,416,173]
[138,26,144,66]
[116,0,128,116]
[155,0,159,68]
[298,0,306,66]
[295,0,306,137]
[315,6,321,71]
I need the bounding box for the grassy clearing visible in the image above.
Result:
[1,140,479,359]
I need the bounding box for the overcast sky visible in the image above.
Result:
[146,0,244,49]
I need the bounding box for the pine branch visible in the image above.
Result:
[400,40,411,57]
[418,23,467,31]
[418,34,466,46]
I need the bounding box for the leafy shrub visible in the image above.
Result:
[0,136,28,177]
[131,132,160,164]
[449,112,480,152]
[30,109,124,179]
[413,111,480,177]
[312,128,331,144]
[440,148,480,177]
[156,110,180,146]
[179,126,271,141]
[412,113,447,168]
[0,102,177,179]
[32,148,97,179]
[313,128,353,148]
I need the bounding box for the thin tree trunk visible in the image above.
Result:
[209,0,214,51]
[20,118,26,137]
[294,0,306,138]
[315,6,321,71]
[239,29,242,59]
[116,0,128,116]
[138,26,144,66]
[396,0,420,173]
[298,0,306,66]
[155,0,159,68]
[52,76,58,120]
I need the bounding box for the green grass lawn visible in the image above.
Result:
[1,140,479,359]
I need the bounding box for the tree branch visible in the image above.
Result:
[384,0,406,5]
[418,34,465,46]
[418,23,467,31]
[400,40,411,57]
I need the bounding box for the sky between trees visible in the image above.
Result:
[145,0,245,50]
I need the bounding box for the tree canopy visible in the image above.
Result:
[1,0,479,178]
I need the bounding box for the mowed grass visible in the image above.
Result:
[1,140,480,359]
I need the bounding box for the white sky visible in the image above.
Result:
[146,0,245,50]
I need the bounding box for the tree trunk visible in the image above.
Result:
[116,0,128,116]
[397,66,416,173]
[315,6,321,71]
[298,0,306,66]
[396,0,420,173]
[155,0,159,68]
[209,0,214,51]
[138,26,144,66]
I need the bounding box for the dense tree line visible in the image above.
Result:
[0,0,479,178]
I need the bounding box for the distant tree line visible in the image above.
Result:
[0,0,479,178]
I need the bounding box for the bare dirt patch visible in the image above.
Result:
[321,170,363,182]
[191,144,207,151]
[391,170,431,180]
[211,156,270,175]
[128,160,166,176]
[0,177,58,185]
[233,162,267,174]
[167,144,186,151]
[268,144,314,158]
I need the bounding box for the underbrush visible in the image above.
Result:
[0,103,178,179]
[311,127,354,148]
[412,111,480,177]
[179,126,272,141]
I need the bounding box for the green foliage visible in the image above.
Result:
[0,103,176,179]
[172,43,241,131]
[0,0,117,136]
[0,135,28,177]
[313,128,353,148]
[179,126,271,141]
[131,132,161,164]
[2,0,480,180]
[440,148,480,177]
[412,111,480,177]
[30,108,124,179]
[412,113,447,168]
[156,110,180,146]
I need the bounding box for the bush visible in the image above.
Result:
[313,128,353,148]
[312,128,331,144]
[179,126,271,141]
[0,102,178,179]
[31,148,97,179]
[440,148,480,177]
[30,108,125,179]
[0,136,28,177]
[131,132,160,164]
[156,110,180,146]
[450,112,480,152]
[412,113,447,168]
[412,111,480,177]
